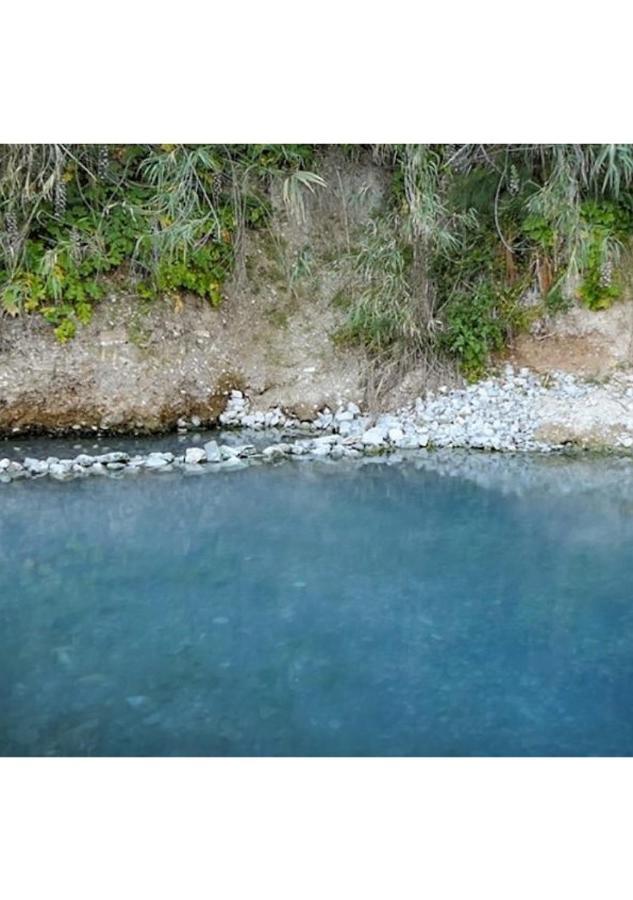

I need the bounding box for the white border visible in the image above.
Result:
[3,3,633,897]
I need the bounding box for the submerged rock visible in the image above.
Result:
[203,440,222,462]
[7,366,633,487]
[184,447,206,464]
[49,462,72,479]
[262,443,292,461]
[235,445,257,458]
[24,457,49,475]
[144,452,172,468]
[218,456,248,470]
[95,452,130,464]
[74,454,96,467]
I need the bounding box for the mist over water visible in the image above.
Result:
[2,451,633,755]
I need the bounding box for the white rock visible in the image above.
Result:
[95,452,130,464]
[235,445,257,458]
[396,432,421,449]
[184,447,206,464]
[49,462,72,478]
[262,444,291,460]
[311,434,340,447]
[388,427,405,444]
[203,440,222,462]
[219,456,247,470]
[74,454,95,467]
[310,443,332,457]
[376,415,401,430]
[361,427,387,447]
[144,452,172,468]
[24,457,49,475]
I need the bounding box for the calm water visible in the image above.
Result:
[2,451,633,756]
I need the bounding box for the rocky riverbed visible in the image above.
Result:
[2,366,633,483]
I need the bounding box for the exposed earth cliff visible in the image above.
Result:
[2,149,633,450]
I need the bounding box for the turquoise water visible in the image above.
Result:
[2,451,633,756]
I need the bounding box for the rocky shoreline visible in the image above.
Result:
[3,366,633,483]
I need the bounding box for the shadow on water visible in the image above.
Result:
[2,451,633,755]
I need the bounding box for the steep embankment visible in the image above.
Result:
[2,149,633,448]
[503,299,633,447]
[0,152,405,435]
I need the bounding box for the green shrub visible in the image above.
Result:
[441,284,505,381]
[0,144,323,340]
[340,145,633,381]
[4,144,633,367]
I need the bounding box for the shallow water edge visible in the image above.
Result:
[3,451,633,755]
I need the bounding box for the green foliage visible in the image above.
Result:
[0,144,324,340]
[543,280,571,315]
[440,284,505,381]
[522,214,555,250]
[4,143,633,373]
[339,144,633,381]
[335,215,425,355]
[576,200,631,310]
[579,262,619,310]
[154,240,232,305]
[430,225,530,378]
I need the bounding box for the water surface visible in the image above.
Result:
[2,451,633,755]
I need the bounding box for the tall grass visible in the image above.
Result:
[0,144,325,293]
[343,144,633,379]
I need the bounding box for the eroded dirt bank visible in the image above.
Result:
[0,151,387,436]
[2,275,633,447]
[0,285,366,435]
[2,148,633,447]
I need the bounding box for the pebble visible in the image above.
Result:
[219,456,248,470]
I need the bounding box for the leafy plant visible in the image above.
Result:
[4,143,633,378]
[339,144,633,380]
[0,144,325,339]
[441,284,505,381]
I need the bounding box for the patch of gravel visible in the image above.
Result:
[3,367,633,483]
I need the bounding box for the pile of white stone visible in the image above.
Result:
[218,391,293,430]
[213,370,566,453]
[4,367,633,483]
[0,443,253,482]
